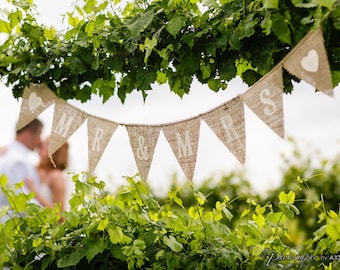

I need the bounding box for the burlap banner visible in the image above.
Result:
[283,28,333,96]
[87,116,119,173]
[126,125,161,181]
[241,66,284,138]
[17,83,57,130]
[49,100,88,159]
[201,96,246,164]
[162,118,201,180]
[15,28,335,180]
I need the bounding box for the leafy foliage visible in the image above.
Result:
[1,168,340,269]
[0,0,339,102]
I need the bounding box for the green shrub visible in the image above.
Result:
[1,172,339,269]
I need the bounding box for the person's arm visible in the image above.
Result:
[49,170,66,211]
[24,178,55,209]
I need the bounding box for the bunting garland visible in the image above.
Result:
[282,28,333,96]
[241,66,284,138]
[16,28,335,180]
[126,125,161,181]
[201,96,246,164]
[17,83,57,130]
[49,100,88,158]
[162,118,201,181]
[87,116,119,173]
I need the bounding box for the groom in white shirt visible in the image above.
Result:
[0,118,43,214]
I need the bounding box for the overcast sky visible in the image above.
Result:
[1,0,340,196]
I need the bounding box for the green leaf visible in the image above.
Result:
[166,253,181,269]
[318,0,337,9]
[9,10,22,29]
[163,235,183,252]
[85,21,95,36]
[267,212,286,224]
[75,85,92,102]
[241,209,250,218]
[200,63,211,80]
[326,222,340,241]
[143,37,158,64]
[328,210,338,219]
[252,213,265,228]
[44,26,56,40]
[0,20,11,34]
[133,239,146,249]
[188,206,203,219]
[86,240,107,262]
[126,9,155,37]
[238,14,258,40]
[279,191,295,204]
[261,13,272,35]
[195,192,206,205]
[182,32,195,48]
[166,16,186,37]
[136,69,157,90]
[207,78,220,91]
[255,205,266,215]
[32,237,43,248]
[57,247,87,267]
[168,188,183,207]
[156,71,167,84]
[278,203,295,218]
[109,226,132,244]
[67,12,80,27]
[93,78,116,103]
[262,0,278,9]
[64,210,81,227]
[314,225,327,239]
[11,193,27,212]
[97,217,109,231]
[0,175,8,187]
[222,206,234,221]
[271,13,291,44]
[28,60,52,77]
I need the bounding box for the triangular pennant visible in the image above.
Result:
[87,116,119,173]
[17,84,57,130]
[125,125,161,181]
[241,66,284,138]
[202,96,246,164]
[283,28,333,96]
[49,100,88,158]
[162,118,200,180]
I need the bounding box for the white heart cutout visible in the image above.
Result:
[301,49,319,73]
[28,92,42,112]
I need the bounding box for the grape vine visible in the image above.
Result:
[0,0,339,103]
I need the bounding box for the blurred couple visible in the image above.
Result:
[0,119,68,219]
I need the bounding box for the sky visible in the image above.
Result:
[1,0,340,197]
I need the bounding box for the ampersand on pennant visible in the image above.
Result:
[137,135,148,160]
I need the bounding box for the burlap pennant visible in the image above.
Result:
[87,116,119,173]
[126,125,161,181]
[162,118,200,180]
[49,100,88,158]
[283,28,333,96]
[241,66,284,138]
[202,96,246,164]
[17,84,57,130]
